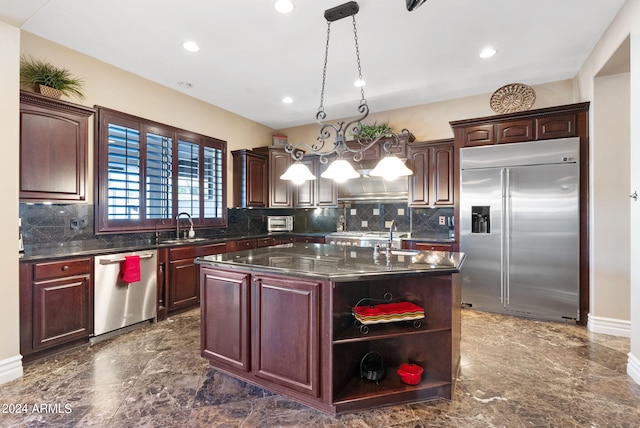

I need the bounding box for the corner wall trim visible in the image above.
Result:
[628,352,640,385]
[0,354,23,385]
[587,314,631,337]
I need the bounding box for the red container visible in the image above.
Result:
[397,363,424,385]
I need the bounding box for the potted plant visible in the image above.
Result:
[350,122,394,140]
[20,56,85,100]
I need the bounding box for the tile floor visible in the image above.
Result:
[1,309,639,427]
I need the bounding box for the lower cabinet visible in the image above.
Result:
[201,268,323,401]
[168,243,227,314]
[252,274,321,397]
[20,257,93,361]
[200,265,459,415]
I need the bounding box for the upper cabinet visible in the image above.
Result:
[407,139,454,207]
[233,146,336,208]
[232,149,268,208]
[19,91,95,202]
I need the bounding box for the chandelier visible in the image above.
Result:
[280,1,414,184]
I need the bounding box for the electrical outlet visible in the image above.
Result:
[439,216,446,225]
[70,219,80,230]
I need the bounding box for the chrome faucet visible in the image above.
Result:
[388,219,396,251]
[176,212,193,239]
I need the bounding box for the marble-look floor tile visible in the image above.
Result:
[1,308,639,427]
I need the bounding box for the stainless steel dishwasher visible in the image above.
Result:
[93,250,157,338]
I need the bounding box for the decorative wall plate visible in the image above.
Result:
[490,83,536,114]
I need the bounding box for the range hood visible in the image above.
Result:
[336,164,409,202]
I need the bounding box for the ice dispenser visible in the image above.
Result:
[471,206,490,234]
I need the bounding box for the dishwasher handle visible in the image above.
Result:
[98,253,155,265]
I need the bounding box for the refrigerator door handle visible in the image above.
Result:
[500,168,506,305]
[505,168,511,305]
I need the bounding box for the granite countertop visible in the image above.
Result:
[18,231,452,262]
[195,243,464,282]
[18,232,325,262]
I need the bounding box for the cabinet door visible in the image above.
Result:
[408,145,431,206]
[295,158,316,207]
[168,258,199,311]
[252,274,321,397]
[535,113,577,140]
[269,149,293,207]
[461,124,494,147]
[432,144,454,206]
[201,268,251,371]
[496,119,533,144]
[32,275,92,350]
[316,160,337,207]
[19,91,93,202]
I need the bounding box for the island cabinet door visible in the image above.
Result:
[252,274,321,398]
[200,268,251,372]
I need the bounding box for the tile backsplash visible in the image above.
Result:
[19,202,454,248]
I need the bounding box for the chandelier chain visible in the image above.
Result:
[318,21,331,115]
[352,15,366,103]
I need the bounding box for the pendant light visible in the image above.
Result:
[280,1,414,184]
[280,161,317,185]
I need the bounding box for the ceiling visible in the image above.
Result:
[1,0,627,130]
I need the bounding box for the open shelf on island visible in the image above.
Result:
[334,323,450,344]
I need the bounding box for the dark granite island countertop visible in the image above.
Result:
[197,243,464,415]
[195,243,465,282]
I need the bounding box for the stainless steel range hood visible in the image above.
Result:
[336,164,409,202]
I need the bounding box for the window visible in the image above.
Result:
[96,107,227,233]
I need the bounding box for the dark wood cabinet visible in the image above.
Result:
[20,257,93,362]
[252,274,321,397]
[408,140,454,207]
[232,149,268,208]
[19,91,94,202]
[201,269,251,371]
[168,243,227,313]
[256,237,276,247]
[294,156,337,208]
[294,236,325,244]
[266,147,293,207]
[450,102,590,324]
[199,263,459,415]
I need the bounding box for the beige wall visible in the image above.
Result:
[0,20,22,382]
[576,0,640,381]
[20,32,275,206]
[592,72,630,323]
[280,80,577,144]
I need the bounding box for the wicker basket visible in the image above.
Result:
[36,84,62,99]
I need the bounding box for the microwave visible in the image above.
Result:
[267,215,294,232]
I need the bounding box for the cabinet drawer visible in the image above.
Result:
[197,243,227,256]
[236,239,257,250]
[33,257,92,281]
[257,238,276,247]
[415,243,453,252]
[169,246,199,260]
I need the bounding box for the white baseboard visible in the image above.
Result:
[0,354,23,384]
[628,352,640,385]
[587,314,631,337]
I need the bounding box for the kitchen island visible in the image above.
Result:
[196,243,465,415]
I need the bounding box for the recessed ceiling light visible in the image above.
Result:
[274,0,294,14]
[178,81,193,88]
[282,96,293,104]
[478,47,497,59]
[354,78,366,87]
[182,40,200,52]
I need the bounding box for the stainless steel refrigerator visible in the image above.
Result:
[459,137,580,322]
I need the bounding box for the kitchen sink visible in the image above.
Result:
[161,238,209,244]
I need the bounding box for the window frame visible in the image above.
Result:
[95,107,227,234]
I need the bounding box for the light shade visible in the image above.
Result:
[320,159,360,183]
[280,161,316,185]
[369,156,413,181]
